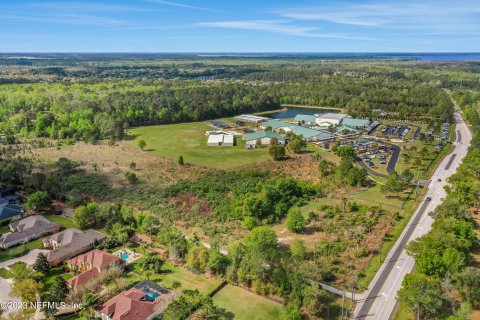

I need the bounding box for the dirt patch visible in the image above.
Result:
[167,194,212,215]
[28,140,214,188]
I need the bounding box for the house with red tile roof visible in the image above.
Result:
[94,281,176,320]
[67,249,124,289]
[94,288,156,320]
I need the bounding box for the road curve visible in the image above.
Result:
[351,110,472,320]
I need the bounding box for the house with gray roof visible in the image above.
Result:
[44,228,106,266]
[0,215,60,249]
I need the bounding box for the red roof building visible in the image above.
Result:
[94,288,155,320]
[67,249,124,289]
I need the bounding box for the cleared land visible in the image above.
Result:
[127,122,271,170]
[213,284,286,320]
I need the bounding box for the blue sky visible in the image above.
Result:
[1,0,479,52]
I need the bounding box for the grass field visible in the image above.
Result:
[159,261,224,295]
[127,122,270,169]
[0,238,43,263]
[44,214,77,230]
[125,258,223,296]
[213,284,286,320]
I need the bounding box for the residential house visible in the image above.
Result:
[43,228,106,266]
[94,281,175,320]
[0,215,60,249]
[67,249,124,289]
[0,204,23,222]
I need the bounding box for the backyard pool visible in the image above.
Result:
[115,251,130,260]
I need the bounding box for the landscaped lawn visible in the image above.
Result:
[0,238,44,263]
[127,122,271,169]
[159,261,224,296]
[213,284,286,320]
[124,259,223,296]
[44,214,77,230]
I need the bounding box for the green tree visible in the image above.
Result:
[269,145,286,161]
[49,275,70,302]
[398,274,443,319]
[138,139,146,150]
[11,279,43,303]
[32,252,49,274]
[73,202,98,229]
[178,155,184,166]
[286,207,306,233]
[23,191,51,212]
[186,245,209,273]
[456,267,480,308]
[288,134,306,153]
[336,145,356,159]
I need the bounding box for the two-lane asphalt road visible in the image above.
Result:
[351,110,472,320]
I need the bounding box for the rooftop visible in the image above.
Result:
[0,215,59,245]
[46,229,106,263]
[318,113,348,120]
[0,205,23,221]
[244,131,285,141]
[341,118,371,127]
[96,288,155,320]
[294,114,317,123]
[68,249,122,270]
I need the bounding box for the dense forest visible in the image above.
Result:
[0,60,457,143]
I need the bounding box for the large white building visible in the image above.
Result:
[316,113,348,126]
[207,134,234,146]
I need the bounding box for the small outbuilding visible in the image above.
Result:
[207,134,235,146]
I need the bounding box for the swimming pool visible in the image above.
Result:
[144,289,160,301]
[115,251,130,260]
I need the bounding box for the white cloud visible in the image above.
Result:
[198,20,380,40]
[276,1,480,32]
[147,0,222,13]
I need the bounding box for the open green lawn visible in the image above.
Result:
[348,184,413,213]
[0,238,44,263]
[159,261,223,295]
[44,214,77,230]
[127,122,271,169]
[125,259,223,296]
[213,284,286,320]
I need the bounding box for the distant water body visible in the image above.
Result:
[264,107,339,119]
[2,53,479,62]
[197,53,480,61]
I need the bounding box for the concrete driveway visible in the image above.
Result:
[0,249,50,316]
[0,249,49,269]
